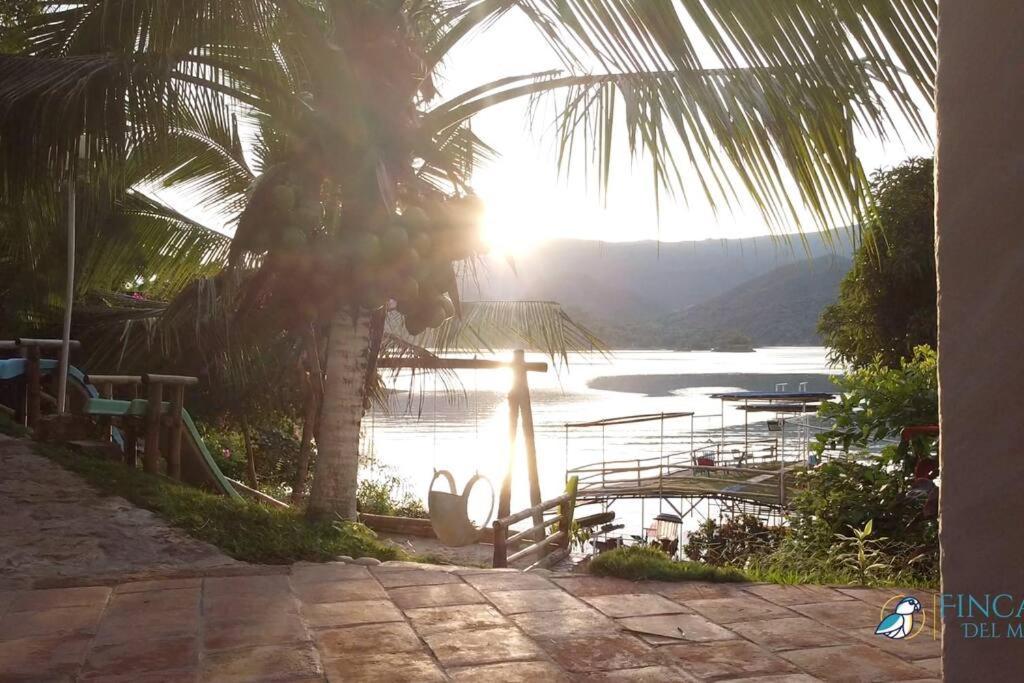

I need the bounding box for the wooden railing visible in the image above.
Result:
[493,476,578,569]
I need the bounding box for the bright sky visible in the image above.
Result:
[440,12,935,253]
[160,11,935,252]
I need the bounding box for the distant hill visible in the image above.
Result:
[509,254,851,349]
[468,234,853,323]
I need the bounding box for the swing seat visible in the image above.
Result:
[428,470,495,547]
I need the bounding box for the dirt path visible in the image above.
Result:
[0,435,239,589]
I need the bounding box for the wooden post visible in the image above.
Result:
[143,381,163,474]
[100,382,113,442]
[24,345,41,430]
[499,371,520,520]
[513,350,545,543]
[559,476,579,549]
[492,520,508,568]
[167,384,185,480]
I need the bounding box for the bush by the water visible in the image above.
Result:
[38,443,403,564]
[684,515,785,567]
[590,545,749,583]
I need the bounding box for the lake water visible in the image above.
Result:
[366,347,838,541]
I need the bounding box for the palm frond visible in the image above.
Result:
[387,299,607,367]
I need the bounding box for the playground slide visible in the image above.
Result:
[0,358,240,501]
[81,397,241,501]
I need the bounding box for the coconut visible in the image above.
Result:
[381,225,410,255]
[401,206,431,232]
[354,233,382,263]
[270,184,296,213]
[280,227,307,250]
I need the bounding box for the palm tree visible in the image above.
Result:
[0,1,935,520]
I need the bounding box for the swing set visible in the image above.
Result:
[377,349,579,568]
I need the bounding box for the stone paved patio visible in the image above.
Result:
[0,563,941,681]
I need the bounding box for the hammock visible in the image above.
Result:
[427,469,494,547]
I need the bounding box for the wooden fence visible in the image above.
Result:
[492,476,578,570]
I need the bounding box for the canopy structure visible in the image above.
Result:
[709,391,834,402]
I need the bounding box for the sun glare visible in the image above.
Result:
[479,194,550,259]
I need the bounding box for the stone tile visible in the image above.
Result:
[114,578,202,594]
[553,576,647,597]
[406,604,509,636]
[512,608,617,639]
[844,627,941,661]
[201,593,297,623]
[578,665,699,681]
[835,587,904,608]
[204,611,310,651]
[651,581,747,602]
[726,675,822,683]
[84,636,198,676]
[462,571,554,592]
[203,574,291,598]
[744,584,853,606]
[424,626,546,667]
[290,562,371,584]
[324,650,445,682]
[8,586,111,613]
[729,616,849,651]
[450,660,570,682]
[200,642,323,682]
[95,607,200,645]
[617,614,737,642]
[0,603,103,640]
[79,669,198,682]
[294,579,386,604]
[687,596,795,623]
[388,583,485,610]
[791,600,882,631]
[658,639,799,679]
[0,633,92,678]
[374,569,461,588]
[543,634,657,673]
[316,622,422,657]
[781,644,936,682]
[582,594,691,619]
[487,588,587,615]
[302,599,403,628]
[106,587,201,616]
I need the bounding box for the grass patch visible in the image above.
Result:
[589,545,750,583]
[36,442,405,565]
[0,412,29,438]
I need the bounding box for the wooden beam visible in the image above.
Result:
[499,375,519,520]
[15,338,82,350]
[85,374,143,386]
[142,374,198,386]
[377,357,548,372]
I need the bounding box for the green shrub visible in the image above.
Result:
[37,443,403,564]
[590,545,749,583]
[683,515,785,567]
[0,412,28,438]
[356,448,427,518]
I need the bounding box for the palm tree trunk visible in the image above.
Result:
[291,387,319,504]
[306,310,370,521]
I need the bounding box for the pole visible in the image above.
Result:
[514,350,545,543]
[57,135,85,415]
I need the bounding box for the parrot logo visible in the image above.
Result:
[875,596,924,640]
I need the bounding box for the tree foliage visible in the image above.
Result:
[819,158,936,368]
[812,345,937,474]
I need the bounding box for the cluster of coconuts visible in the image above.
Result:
[252,177,485,334]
